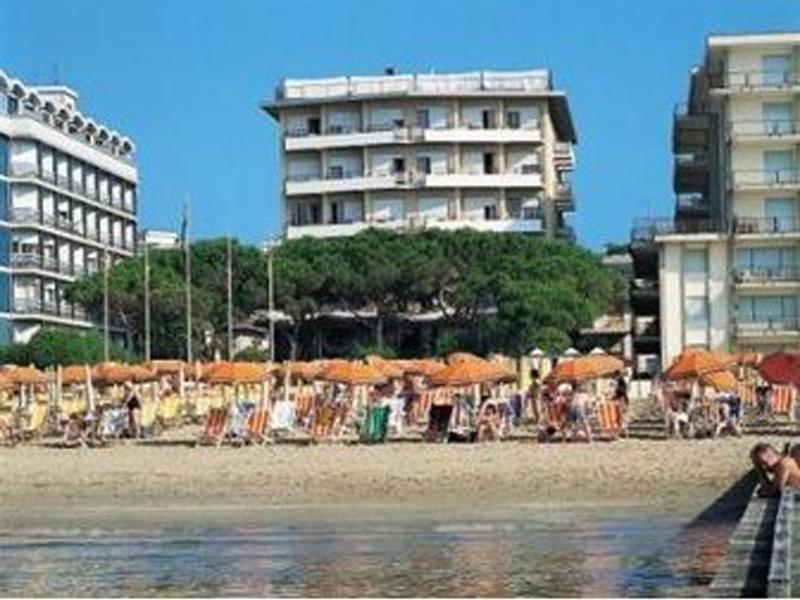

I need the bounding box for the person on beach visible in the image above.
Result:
[123,382,142,439]
[750,442,800,496]
[756,381,772,418]
[62,412,87,448]
[568,388,593,442]
[477,401,500,442]
[614,372,629,408]
[528,368,542,423]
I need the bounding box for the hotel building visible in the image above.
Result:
[639,33,800,369]
[0,71,138,344]
[263,69,577,240]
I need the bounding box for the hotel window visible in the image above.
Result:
[762,55,792,86]
[417,156,431,175]
[685,296,709,329]
[762,102,793,135]
[682,249,708,279]
[763,151,793,184]
[416,109,430,129]
[329,165,344,179]
[506,111,521,129]
[737,295,798,325]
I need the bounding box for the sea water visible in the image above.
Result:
[0,501,735,597]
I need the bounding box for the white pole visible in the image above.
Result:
[227,236,234,361]
[103,247,110,362]
[184,202,193,363]
[268,242,275,362]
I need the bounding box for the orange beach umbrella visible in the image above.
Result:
[664,350,732,381]
[316,361,388,386]
[200,361,273,384]
[549,355,624,383]
[429,359,514,387]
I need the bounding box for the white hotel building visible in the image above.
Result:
[0,71,138,344]
[263,69,576,240]
[658,33,800,367]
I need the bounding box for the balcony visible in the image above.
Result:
[285,123,543,150]
[8,253,74,276]
[554,182,575,211]
[12,298,61,317]
[734,266,800,286]
[553,142,575,171]
[674,192,711,218]
[285,169,544,196]
[730,168,800,191]
[631,217,724,242]
[673,104,711,153]
[734,317,800,339]
[734,217,800,236]
[286,215,544,239]
[710,69,800,92]
[729,119,800,142]
[673,152,710,192]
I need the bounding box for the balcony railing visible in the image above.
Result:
[734,266,800,283]
[12,298,61,317]
[729,119,800,137]
[730,169,799,189]
[710,69,800,90]
[734,317,800,335]
[675,192,709,212]
[734,217,800,235]
[286,121,541,139]
[9,253,76,276]
[631,217,723,241]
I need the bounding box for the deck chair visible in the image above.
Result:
[545,401,568,434]
[360,404,391,444]
[313,402,338,439]
[771,385,796,418]
[426,404,454,442]
[595,400,623,440]
[243,408,270,445]
[139,401,160,437]
[736,382,756,406]
[21,402,50,440]
[198,406,229,446]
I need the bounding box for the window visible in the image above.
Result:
[765,197,797,232]
[482,153,495,174]
[763,102,793,135]
[763,151,793,184]
[685,296,709,328]
[683,249,708,278]
[307,118,321,135]
[762,55,792,86]
[392,157,405,174]
[737,295,798,324]
[481,110,496,129]
[416,109,430,129]
[329,165,344,179]
[484,205,498,220]
[506,111,521,129]
[416,156,431,174]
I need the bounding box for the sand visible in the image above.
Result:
[0,434,778,527]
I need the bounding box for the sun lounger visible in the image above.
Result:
[139,401,160,437]
[244,408,270,444]
[736,382,756,406]
[313,402,338,439]
[198,407,229,446]
[21,402,50,440]
[771,385,796,417]
[595,400,624,440]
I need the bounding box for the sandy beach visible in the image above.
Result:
[0,434,777,526]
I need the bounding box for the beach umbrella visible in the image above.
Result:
[548,355,624,383]
[61,364,91,385]
[280,361,326,381]
[445,351,485,365]
[759,352,800,387]
[700,370,737,392]
[1,365,48,386]
[200,361,273,384]
[316,361,388,386]
[589,347,607,355]
[398,358,446,377]
[365,355,405,379]
[529,348,545,358]
[145,360,189,375]
[429,359,515,387]
[92,362,157,385]
[664,349,732,381]
[562,347,581,358]
[733,352,763,368]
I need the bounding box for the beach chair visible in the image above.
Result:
[243,408,270,445]
[139,401,160,437]
[313,402,338,440]
[425,404,453,442]
[771,385,796,418]
[198,407,229,446]
[21,402,50,440]
[595,400,623,440]
[360,404,391,444]
[736,382,756,406]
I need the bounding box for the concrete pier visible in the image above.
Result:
[710,487,798,597]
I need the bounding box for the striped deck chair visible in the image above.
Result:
[193,394,211,421]
[22,402,50,440]
[295,392,314,424]
[140,401,160,436]
[771,385,796,417]
[595,400,623,440]
[198,407,229,446]
[736,382,757,406]
[313,402,338,439]
[545,401,568,433]
[244,408,270,445]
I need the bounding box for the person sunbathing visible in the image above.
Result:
[477,402,500,442]
[63,413,87,449]
[750,442,800,497]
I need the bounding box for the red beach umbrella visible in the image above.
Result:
[759,352,800,387]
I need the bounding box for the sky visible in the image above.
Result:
[1,0,797,249]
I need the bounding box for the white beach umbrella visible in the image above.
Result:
[529,347,545,358]
[589,347,607,356]
[562,347,581,358]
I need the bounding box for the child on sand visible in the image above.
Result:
[750,442,800,497]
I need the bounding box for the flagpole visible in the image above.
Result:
[103,247,110,362]
[143,241,151,362]
[227,235,233,361]
[184,202,193,363]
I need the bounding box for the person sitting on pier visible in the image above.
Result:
[750,442,800,497]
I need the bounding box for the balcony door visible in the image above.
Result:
[762,102,793,135]
[761,55,791,86]
[765,197,797,232]
[763,150,794,184]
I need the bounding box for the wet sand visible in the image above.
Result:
[0,435,776,527]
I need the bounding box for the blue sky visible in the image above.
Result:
[1,0,797,249]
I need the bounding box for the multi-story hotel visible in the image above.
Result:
[639,33,800,369]
[263,68,576,240]
[0,71,138,344]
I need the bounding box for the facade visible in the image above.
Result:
[264,69,577,240]
[0,71,138,344]
[657,33,800,368]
